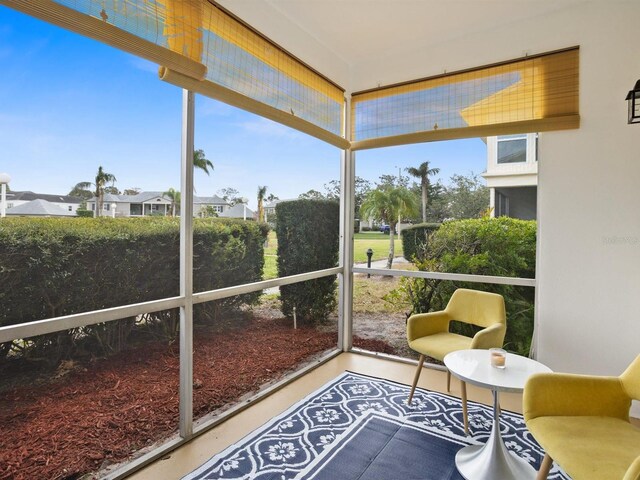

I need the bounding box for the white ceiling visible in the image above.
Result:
[218,0,588,90]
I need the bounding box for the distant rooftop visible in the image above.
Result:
[88,192,228,204]
[8,190,82,204]
[6,199,76,217]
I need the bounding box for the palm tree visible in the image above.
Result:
[94,166,117,217]
[360,186,419,269]
[406,161,440,223]
[164,188,181,216]
[257,185,267,222]
[193,149,214,175]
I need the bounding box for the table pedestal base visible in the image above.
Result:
[455,391,537,480]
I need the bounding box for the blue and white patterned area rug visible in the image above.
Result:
[183,371,568,480]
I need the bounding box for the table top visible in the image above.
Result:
[444,349,552,393]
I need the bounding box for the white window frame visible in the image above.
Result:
[495,133,538,165]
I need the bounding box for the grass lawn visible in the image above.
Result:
[262,231,405,280]
[353,232,403,263]
[264,255,277,280]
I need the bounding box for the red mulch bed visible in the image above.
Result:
[0,316,395,480]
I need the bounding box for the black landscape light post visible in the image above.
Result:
[366,248,373,278]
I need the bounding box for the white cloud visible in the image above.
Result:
[128,57,159,75]
[197,98,237,118]
[236,117,304,140]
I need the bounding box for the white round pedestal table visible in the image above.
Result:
[443,349,551,480]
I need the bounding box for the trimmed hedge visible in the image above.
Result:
[401,223,441,262]
[276,199,339,323]
[0,217,268,361]
[395,217,536,355]
[76,209,93,218]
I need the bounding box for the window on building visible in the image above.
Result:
[497,134,527,164]
[104,204,110,211]
[68,206,72,211]
[215,205,224,213]
[7,203,13,209]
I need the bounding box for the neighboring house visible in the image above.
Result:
[483,133,538,220]
[263,200,283,222]
[86,192,229,217]
[5,191,82,214]
[194,196,227,217]
[219,203,254,220]
[5,198,77,217]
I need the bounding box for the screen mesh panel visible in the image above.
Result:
[351,48,579,149]
[199,1,343,136]
[3,0,344,139]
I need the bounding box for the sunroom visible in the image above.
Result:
[0,0,639,479]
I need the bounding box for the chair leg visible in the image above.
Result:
[408,355,425,405]
[536,453,553,480]
[446,369,451,392]
[460,380,469,435]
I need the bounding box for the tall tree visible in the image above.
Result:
[69,182,93,201]
[406,161,440,223]
[164,187,181,216]
[123,188,141,195]
[84,166,117,217]
[193,149,214,175]
[266,193,279,202]
[445,173,489,219]
[218,187,242,206]
[257,185,267,222]
[360,186,419,269]
[323,176,372,218]
[298,189,325,200]
[377,173,409,189]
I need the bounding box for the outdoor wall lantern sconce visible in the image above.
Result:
[626,79,640,124]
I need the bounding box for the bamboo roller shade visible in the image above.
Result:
[351,47,579,150]
[2,0,345,139]
[2,0,579,149]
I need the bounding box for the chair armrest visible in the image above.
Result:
[622,455,640,480]
[407,312,450,342]
[523,372,631,422]
[470,323,506,350]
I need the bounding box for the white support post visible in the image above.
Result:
[179,89,195,438]
[338,98,354,352]
[0,183,6,218]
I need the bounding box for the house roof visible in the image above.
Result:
[6,199,76,216]
[194,195,226,204]
[219,203,254,219]
[88,192,228,205]
[90,191,169,203]
[7,190,82,204]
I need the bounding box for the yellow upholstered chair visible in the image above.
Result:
[406,288,506,434]
[524,355,640,480]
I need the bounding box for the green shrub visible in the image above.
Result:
[0,217,268,361]
[76,209,93,218]
[401,223,440,262]
[276,199,339,323]
[392,217,536,355]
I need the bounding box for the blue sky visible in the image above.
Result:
[0,6,487,209]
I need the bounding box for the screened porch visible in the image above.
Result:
[0,0,638,479]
